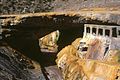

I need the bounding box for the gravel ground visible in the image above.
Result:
[51,0,120,11]
[0,0,120,15]
[0,0,53,14]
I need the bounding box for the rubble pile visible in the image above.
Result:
[0,0,53,14]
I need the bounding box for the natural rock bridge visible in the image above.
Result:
[0,8,120,64]
[0,8,120,80]
[1,9,120,38]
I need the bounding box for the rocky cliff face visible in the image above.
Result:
[0,46,45,80]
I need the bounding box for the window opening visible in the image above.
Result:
[86,27,90,33]
[118,30,120,35]
[112,28,117,37]
[92,28,96,34]
[81,47,88,52]
[98,29,103,35]
[105,29,110,37]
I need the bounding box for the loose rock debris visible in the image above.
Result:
[0,46,45,80]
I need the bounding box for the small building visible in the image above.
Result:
[79,24,120,60]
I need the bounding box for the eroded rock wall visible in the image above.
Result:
[0,46,45,80]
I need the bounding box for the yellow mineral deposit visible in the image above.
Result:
[39,30,60,53]
[56,24,120,80]
[71,38,81,49]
